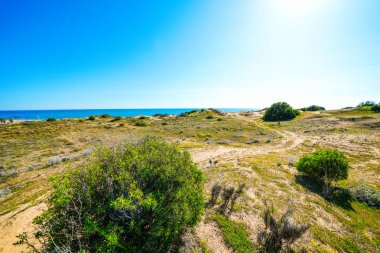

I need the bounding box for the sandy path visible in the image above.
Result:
[0,203,46,253]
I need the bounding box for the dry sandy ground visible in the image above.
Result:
[0,203,46,253]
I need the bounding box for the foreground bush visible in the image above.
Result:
[46,118,56,122]
[263,102,298,121]
[295,149,349,196]
[24,137,204,252]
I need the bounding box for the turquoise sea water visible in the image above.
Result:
[0,108,254,120]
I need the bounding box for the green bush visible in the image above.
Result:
[300,105,325,111]
[111,116,122,122]
[371,104,380,112]
[27,137,204,252]
[9,118,14,123]
[135,121,147,127]
[295,149,349,196]
[263,102,298,121]
[206,115,214,119]
[88,115,96,121]
[358,101,375,107]
[46,118,57,122]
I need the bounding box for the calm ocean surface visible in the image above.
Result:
[0,108,254,120]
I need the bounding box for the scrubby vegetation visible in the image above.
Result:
[300,105,325,111]
[134,121,147,127]
[2,107,380,252]
[46,118,57,122]
[258,205,309,253]
[263,102,299,121]
[88,115,96,121]
[213,214,255,253]
[358,101,376,107]
[18,137,204,252]
[111,116,122,122]
[296,149,349,196]
[371,104,380,112]
[349,184,380,208]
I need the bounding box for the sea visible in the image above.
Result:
[0,108,255,120]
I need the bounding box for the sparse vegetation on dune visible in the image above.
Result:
[1,107,380,252]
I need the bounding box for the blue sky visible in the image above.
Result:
[1,0,379,110]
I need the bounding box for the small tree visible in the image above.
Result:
[371,104,380,112]
[263,102,298,122]
[9,118,14,123]
[0,118,6,124]
[295,149,349,196]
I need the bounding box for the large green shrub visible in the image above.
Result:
[371,104,380,112]
[263,102,298,121]
[29,137,204,252]
[295,149,349,196]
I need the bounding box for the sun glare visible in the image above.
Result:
[272,0,328,18]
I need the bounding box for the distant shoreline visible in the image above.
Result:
[0,108,257,121]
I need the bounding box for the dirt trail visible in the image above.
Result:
[191,121,305,165]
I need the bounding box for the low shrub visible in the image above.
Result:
[138,116,148,120]
[111,116,122,122]
[300,105,326,111]
[19,137,204,252]
[162,122,168,126]
[100,114,111,118]
[206,115,214,119]
[295,149,349,196]
[358,101,376,107]
[88,115,96,121]
[371,104,380,112]
[217,118,223,121]
[207,184,245,215]
[263,102,298,121]
[9,118,14,123]
[258,205,309,253]
[135,121,147,127]
[349,184,380,208]
[46,118,57,122]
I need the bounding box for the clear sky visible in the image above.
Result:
[1,0,379,110]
